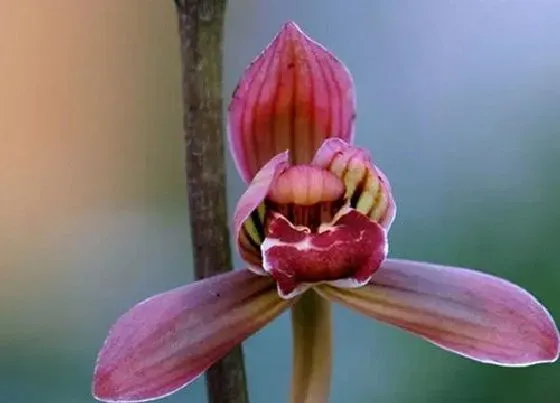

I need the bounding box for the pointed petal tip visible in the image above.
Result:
[459,273,560,367]
[276,21,316,46]
[279,20,303,34]
[434,266,560,367]
[92,363,192,403]
[92,364,114,402]
[548,333,560,363]
[435,304,560,368]
[91,308,201,403]
[520,301,560,366]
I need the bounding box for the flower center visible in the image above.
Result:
[236,141,395,298]
[266,165,345,230]
[238,165,346,269]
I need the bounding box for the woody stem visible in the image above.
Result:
[290,290,332,403]
[174,1,249,402]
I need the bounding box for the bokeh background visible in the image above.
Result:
[2,1,560,402]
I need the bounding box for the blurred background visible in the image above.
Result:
[1,1,559,402]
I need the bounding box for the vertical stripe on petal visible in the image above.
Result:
[312,138,396,230]
[317,259,559,366]
[93,270,292,402]
[228,21,356,183]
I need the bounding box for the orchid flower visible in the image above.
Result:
[92,22,559,403]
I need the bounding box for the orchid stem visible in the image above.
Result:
[174,1,249,402]
[290,290,332,403]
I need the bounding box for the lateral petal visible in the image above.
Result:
[317,259,559,366]
[93,270,291,402]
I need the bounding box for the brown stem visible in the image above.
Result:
[291,290,332,403]
[174,1,249,402]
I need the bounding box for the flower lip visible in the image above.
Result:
[262,209,388,299]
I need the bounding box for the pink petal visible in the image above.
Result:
[228,21,356,183]
[312,138,396,230]
[232,152,289,273]
[267,165,344,205]
[262,209,387,299]
[317,259,559,366]
[93,269,291,402]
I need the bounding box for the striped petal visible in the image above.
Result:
[228,21,356,183]
[93,269,291,402]
[312,138,396,230]
[233,152,289,273]
[317,259,559,366]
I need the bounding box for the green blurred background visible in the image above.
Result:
[1,1,559,402]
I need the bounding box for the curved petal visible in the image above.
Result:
[93,269,292,402]
[317,259,559,366]
[312,138,396,230]
[228,21,356,183]
[233,152,289,273]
